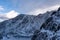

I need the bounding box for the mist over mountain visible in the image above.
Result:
[0,8,60,40]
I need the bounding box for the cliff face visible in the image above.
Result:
[0,8,60,40]
[31,8,60,40]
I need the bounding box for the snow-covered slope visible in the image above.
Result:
[32,7,60,40]
[0,14,47,40]
[0,8,60,40]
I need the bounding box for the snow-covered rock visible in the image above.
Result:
[32,7,60,40]
[0,14,46,40]
[0,7,60,40]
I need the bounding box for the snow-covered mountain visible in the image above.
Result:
[0,8,60,40]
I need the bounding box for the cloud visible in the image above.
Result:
[0,10,19,22]
[0,14,8,22]
[11,0,60,14]
[27,5,60,15]
[0,6,19,22]
[6,10,19,18]
[2,0,60,15]
[0,6,4,11]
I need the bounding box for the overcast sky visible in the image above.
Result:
[0,0,60,21]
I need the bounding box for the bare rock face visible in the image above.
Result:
[31,8,60,40]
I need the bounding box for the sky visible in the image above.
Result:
[0,0,60,22]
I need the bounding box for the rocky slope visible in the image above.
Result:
[0,13,50,40]
[31,7,60,40]
[0,8,60,40]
